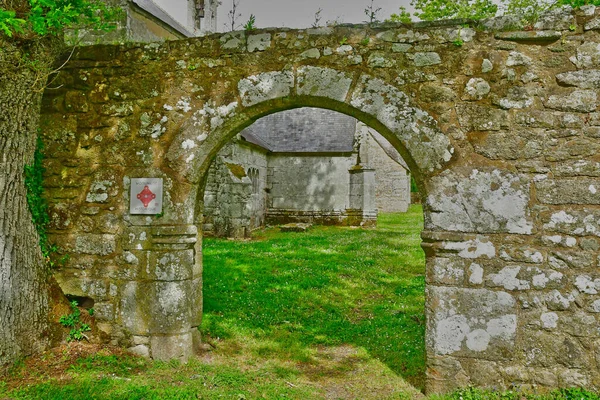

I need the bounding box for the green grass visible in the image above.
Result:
[201,206,426,388]
[4,356,320,399]
[431,387,600,400]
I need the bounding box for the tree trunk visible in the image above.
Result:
[0,38,56,365]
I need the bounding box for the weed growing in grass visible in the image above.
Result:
[59,301,91,342]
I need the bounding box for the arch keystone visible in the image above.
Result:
[238,71,294,107]
[296,66,353,102]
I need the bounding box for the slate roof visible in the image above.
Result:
[240,108,356,153]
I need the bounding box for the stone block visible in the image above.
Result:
[456,104,509,131]
[238,71,294,107]
[513,110,556,128]
[495,31,561,42]
[556,70,600,89]
[426,169,533,234]
[219,31,245,51]
[247,33,271,52]
[420,84,457,103]
[413,52,441,66]
[150,332,194,361]
[129,344,150,358]
[472,129,544,160]
[570,42,600,68]
[542,208,600,236]
[146,250,194,281]
[536,179,600,205]
[119,281,150,335]
[494,87,534,110]
[427,286,517,359]
[148,280,193,334]
[350,75,453,173]
[545,90,597,113]
[367,53,395,68]
[297,48,320,60]
[426,355,470,394]
[486,265,564,291]
[506,51,532,66]
[462,78,490,101]
[521,330,590,369]
[546,137,600,162]
[376,29,430,43]
[427,257,466,285]
[75,234,116,255]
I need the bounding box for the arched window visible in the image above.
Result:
[247,168,259,193]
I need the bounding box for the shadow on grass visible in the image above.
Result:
[201,205,426,389]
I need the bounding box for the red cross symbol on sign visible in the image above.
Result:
[136,185,156,208]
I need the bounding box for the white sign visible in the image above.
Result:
[130,178,163,215]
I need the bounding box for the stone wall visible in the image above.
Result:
[360,126,411,212]
[203,140,268,238]
[39,6,600,393]
[268,154,355,209]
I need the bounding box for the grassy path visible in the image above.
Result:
[199,206,427,397]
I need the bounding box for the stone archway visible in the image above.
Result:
[40,10,600,392]
[156,71,454,373]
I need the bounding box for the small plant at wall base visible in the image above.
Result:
[59,301,91,342]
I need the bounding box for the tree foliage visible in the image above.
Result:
[411,0,498,20]
[387,6,413,23]
[0,0,119,38]
[392,0,599,24]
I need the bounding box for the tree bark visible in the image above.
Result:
[0,37,56,365]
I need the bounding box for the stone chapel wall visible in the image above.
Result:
[362,129,411,212]
[265,153,357,225]
[203,140,268,238]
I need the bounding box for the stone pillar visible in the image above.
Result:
[121,224,201,361]
[347,166,377,227]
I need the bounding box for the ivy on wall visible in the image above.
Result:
[24,137,57,268]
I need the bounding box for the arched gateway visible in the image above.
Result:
[41,9,600,392]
